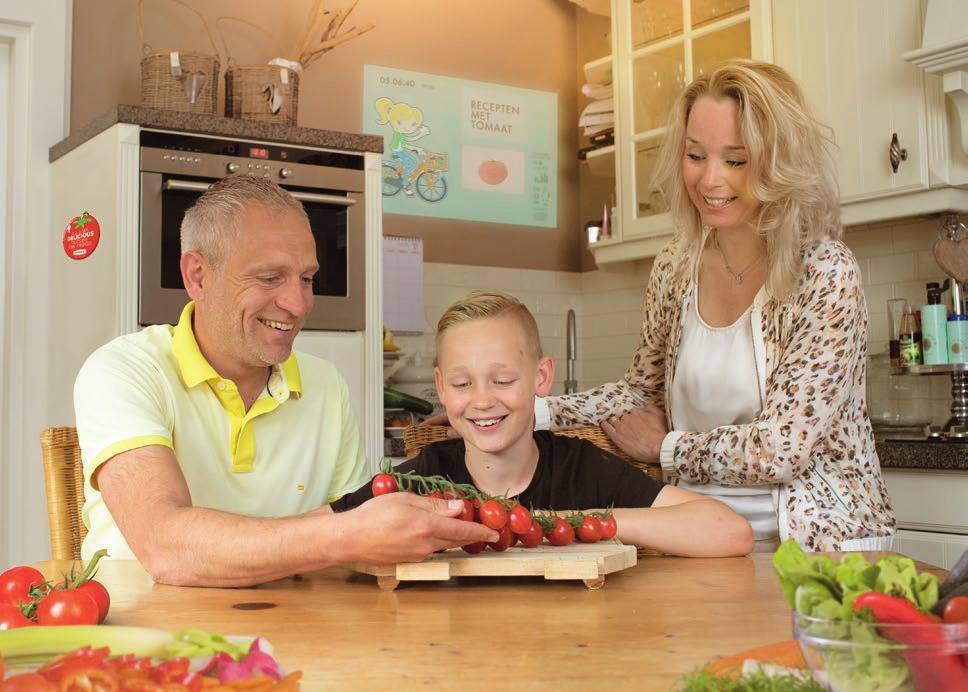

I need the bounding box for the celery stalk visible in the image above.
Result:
[0,625,173,663]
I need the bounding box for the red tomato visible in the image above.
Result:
[0,565,45,608]
[577,515,603,543]
[426,491,444,499]
[943,596,968,623]
[0,673,56,691]
[478,500,508,530]
[442,489,466,500]
[599,515,618,540]
[519,520,544,548]
[73,580,110,623]
[487,525,514,552]
[461,541,486,555]
[371,473,398,496]
[458,499,475,522]
[38,646,111,682]
[546,518,575,546]
[0,602,35,629]
[35,589,99,626]
[508,505,532,534]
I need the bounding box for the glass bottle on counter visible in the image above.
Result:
[898,304,923,366]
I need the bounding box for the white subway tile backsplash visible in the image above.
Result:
[892,218,940,253]
[869,253,918,285]
[845,227,892,258]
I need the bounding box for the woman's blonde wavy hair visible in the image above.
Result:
[651,60,841,300]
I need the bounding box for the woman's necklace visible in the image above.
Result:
[713,232,765,285]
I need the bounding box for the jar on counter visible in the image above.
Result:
[866,353,932,435]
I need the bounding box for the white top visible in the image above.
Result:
[669,285,779,547]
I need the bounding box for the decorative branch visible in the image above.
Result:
[293,0,375,69]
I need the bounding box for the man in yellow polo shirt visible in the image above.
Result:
[74,175,496,587]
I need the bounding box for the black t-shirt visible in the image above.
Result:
[330,430,666,511]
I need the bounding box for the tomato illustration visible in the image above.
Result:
[478,160,508,185]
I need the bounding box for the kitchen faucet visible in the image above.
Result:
[565,309,577,394]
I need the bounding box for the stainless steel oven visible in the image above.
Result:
[139,131,365,330]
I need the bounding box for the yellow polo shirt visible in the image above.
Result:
[74,302,369,560]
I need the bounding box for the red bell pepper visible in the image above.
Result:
[853,591,968,692]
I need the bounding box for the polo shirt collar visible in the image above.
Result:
[171,302,303,396]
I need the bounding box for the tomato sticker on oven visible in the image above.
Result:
[62,211,101,260]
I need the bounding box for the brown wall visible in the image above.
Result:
[71,0,584,272]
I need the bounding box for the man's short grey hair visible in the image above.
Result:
[180,175,309,271]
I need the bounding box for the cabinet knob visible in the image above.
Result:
[226,162,240,174]
[890,133,908,174]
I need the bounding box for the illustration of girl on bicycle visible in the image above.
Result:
[375,97,431,196]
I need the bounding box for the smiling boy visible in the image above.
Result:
[332,291,753,557]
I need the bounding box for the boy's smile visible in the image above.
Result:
[434,315,554,470]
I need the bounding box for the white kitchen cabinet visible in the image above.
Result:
[882,468,968,567]
[584,0,773,265]
[894,529,968,568]
[772,0,968,225]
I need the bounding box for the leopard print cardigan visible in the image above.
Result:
[546,236,896,551]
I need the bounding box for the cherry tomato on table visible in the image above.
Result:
[0,602,35,629]
[0,565,45,607]
[599,514,618,540]
[478,499,508,530]
[487,525,514,552]
[546,518,575,546]
[577,515,603,543]
[519,520,544,548]
[35,589,99,626]
[58,579,110,624]
[371,473,398,496]
[508,505,533,535]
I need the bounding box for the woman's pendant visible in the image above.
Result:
[735,274,744,285]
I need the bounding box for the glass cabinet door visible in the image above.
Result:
[618,0,755,232]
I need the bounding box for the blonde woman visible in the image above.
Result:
[538,60,895,553]
[375,97,430,196]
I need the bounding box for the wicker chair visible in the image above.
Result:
[403,424,662,481]
[39,426,87,560]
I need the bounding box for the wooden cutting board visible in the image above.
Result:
[352,541,637,590]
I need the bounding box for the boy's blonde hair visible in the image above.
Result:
[436,291,543,361]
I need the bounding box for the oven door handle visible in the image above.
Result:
[163,179,357,206]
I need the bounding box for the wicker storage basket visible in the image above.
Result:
[224,64,300,125]
[218,16,300,126]
[139,0,220,114]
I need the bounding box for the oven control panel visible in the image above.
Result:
[139,131,365,192]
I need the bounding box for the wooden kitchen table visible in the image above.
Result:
[32,553,946,689]
[29,553,807,690]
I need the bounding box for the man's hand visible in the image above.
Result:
[333,492,498,565]
[600,404,668,463]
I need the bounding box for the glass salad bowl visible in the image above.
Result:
[793,612,968,692]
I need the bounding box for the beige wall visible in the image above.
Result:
[71,0,583,271]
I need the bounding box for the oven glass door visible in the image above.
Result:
[140,172,365,330]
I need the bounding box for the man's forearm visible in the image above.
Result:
[138,506,343,587]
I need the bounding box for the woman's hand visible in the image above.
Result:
[420,412,459,439]
[601,404,668,463]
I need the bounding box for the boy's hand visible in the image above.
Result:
[420,412,459,439]
[601,404,667,463]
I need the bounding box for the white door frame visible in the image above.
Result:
[0,0,71,566]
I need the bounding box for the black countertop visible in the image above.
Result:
[50,105,384,162]
[877,437,968,471]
